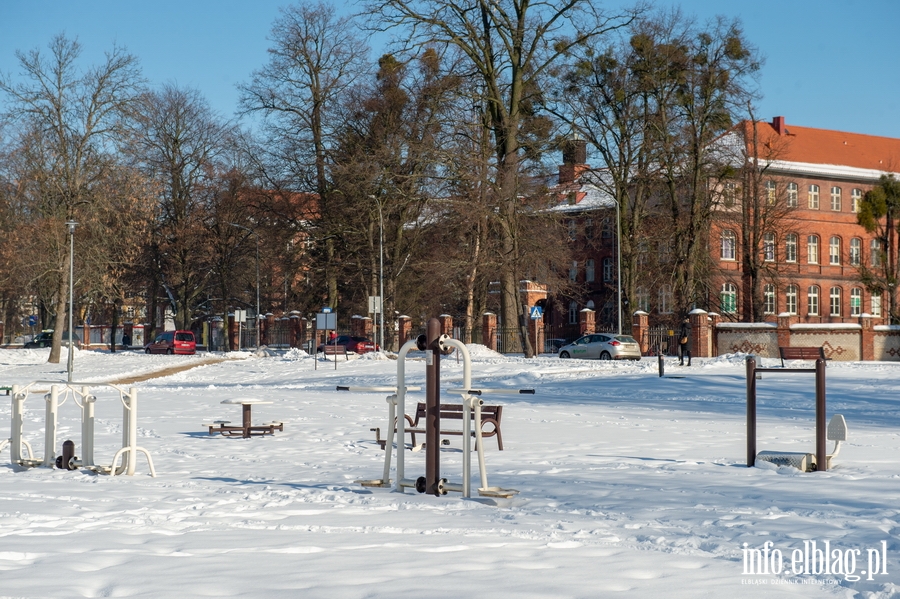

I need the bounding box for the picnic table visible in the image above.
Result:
[204,398,283,438]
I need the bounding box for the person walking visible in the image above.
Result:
[678,318,691,366]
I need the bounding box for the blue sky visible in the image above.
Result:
[1,0,899,138]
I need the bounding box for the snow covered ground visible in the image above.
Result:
[0,346,898,598]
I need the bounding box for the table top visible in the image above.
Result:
[221,398,273,405]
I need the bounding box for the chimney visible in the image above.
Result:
[772,116,786,136]
[559,138,588,184]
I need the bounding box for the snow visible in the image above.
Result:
[1,347,899,598]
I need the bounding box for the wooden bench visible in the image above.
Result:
[321,345,347,359]
[779,346,826,367]
[373,402,504,451]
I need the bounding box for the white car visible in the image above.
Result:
[558,333,641,360]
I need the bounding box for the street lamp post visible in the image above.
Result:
[369,195,385,352]
[609,199,622,336]
[229,223,260,350]
[66,220,77,382]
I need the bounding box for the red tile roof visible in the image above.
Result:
[747,118,900,171]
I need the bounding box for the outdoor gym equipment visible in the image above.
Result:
[0,381,156,476]
[745,356,846,472]
[346,317,533,498]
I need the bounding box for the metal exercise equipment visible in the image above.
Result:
[1,381,156,476]
[746,356,840,472]
[347,318,532,498]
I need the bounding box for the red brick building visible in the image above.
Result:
[710,117,900,324]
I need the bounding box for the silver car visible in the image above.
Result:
[558,333,642,360]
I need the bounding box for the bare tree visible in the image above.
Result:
[369,0,640,356]
[857,173,900,323]
[239,1,370,311]
[0,35,142,362]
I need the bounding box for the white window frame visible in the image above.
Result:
[849,238,861,266]
[829,236,841,265]
[721,230,736,260]
[569,260,578,281]
[787,182,798,207]
[872,294,882,317]
[871,239,882,267]
[851,189,862,213]
[808,184,820,209]
[786,284,798,315]
[602,257,612,282]
[585,259,595,283]
[763,232,775,262]
[830,186,842,211]
[721,283,737,314]
[764,284,776,314]
[807,286,820,316]
[766,181,777,205]
[850,288,862,316]
[829,286,841,316]
[658,285,673,314]
[785,233,798,263]
[807,235,819,264]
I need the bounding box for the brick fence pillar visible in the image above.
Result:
[632,311,649,354]
[398,316,412,347]
[777,313,796,348]
[289,314,301,348]
[689,310,709,357]
[579,308,595,336]
[860,314,875,361]
[482,312,497,352]
[438,314,453,336]
[352,315,373,338]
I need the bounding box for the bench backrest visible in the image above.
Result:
[323,345,346,355]
[412,402,501,425]
[779,346,825,366]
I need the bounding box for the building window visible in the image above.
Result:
[787,182,798,207]
[786,284,798,315]
[807,235,819,264]
[585,218,594,240]
[763,232,775,262]
[658,285,673,314]
[721,283,737,314]
[568,301,578,324]
[601,217,612,239]
[849,238,861,266]
[568,219,577,241]
[764,284,776,314]
[766,181,777,205]
[808,184,820,209]
[871,239,882,267]
[807,286,820,316]
[636,287,650,312]
[724,182,736,207]
[872,294,882,317]
[785,233,798,262]
[636,240,648,266]
[569,260,578,281]
[659,240,671,263]
[586,259,595,283]
[850,288,862,316]
[830,186,842,211]
[829,287,841,316]
[851,189,862,213]
[721,230,736,260]
[602,257,612,282]
[829,236,841,265]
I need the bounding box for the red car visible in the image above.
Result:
[144,330,197,355]
[317,335,377,354]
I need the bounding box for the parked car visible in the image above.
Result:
[317,335,377,354]
[144,330,196,355]
[24,330,81,349]
[558,333,641,360]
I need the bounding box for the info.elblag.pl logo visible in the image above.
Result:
[742,540,889,582]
